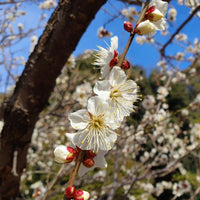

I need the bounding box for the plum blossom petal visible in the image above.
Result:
[94,66,139,121]
[93,36,119,79]
[68,96,119,152]
[69,109,90,130]
[78,150,107,176]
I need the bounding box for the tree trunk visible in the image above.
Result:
[0,0,107,199]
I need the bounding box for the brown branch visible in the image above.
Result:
[42,164,66,200]
[189,185,200,200]
[0,0,107,199]
[66,151,86,187]
[160,5,200,57]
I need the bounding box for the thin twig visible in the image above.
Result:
[117,0,150,67]
[160,5,200,57]
[107,147,120,200]
[189,185,200,200]
[42,164,66,200]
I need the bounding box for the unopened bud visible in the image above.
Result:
[114,50,118,58]
[86,150,96,159]
[109,57,119,67]
[65,186,76,198]
[123,21,133,32]
[121,60,130,70]
[134,20,156,35]
[82,158,94,168]
[74,190,90,200]
[54,145,76,163]
[146,6,163,22]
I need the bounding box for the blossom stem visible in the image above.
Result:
[66,150,86,187]
[117,0,150,67]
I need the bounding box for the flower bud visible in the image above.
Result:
[86,150,96,158]
[54,145,76,163]
[134,20,156,35]
[65,186,76,198]
[82,158,95,168]
[114,50,118,58]
[146,6,163,22]
[109,57,119,67]
[123,21,133,32]
[168,8,177,21]
[121,60,130,70]
[74,190,90,200]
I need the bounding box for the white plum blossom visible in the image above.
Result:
[81,49,94,59]
[173,180,191,197]
[93,170,106,181]
[175,52,185,61]
[0,121,4,133]
[66,133,108,176]
[94,66,138,121]
[121,7,138,22]
[178,0,184,5]
[135,0,168,36]
[157,60,167,69]
[135,36,147,45]
[93,36,118,79]
[157,86,169,100]
[73,82,92,107]
[168,8,177,21]
[193,93,200,105]
[30,35,38,53]
[17,23,24,31]
[181,109,189,116]
[30,181,46,199]
[190,123,200,143]
[97,27,113,38]
[142,95,156,109]
[68,96,120,152]
[65,54,76,69]
[154,182,164,196]
[185,0,200,11]
[39,0,57,10]
[155,108,168,122]
[175,33,187,42]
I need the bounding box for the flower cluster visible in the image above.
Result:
[65,186,90,200]
[97,27,113,38]
[123,0,168,36]
[54,36,139,176]
[53,35,139,198]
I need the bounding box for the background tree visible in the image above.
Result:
[0,0,107,199]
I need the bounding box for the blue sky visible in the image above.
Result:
[1,0,200,92]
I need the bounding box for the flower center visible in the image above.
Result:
[88,115,104,130]
[109,50,119,67]
[110,88,121,99]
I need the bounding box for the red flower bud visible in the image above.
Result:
[66,147,77,163]
[86,150,96,159]
[121,60,130,70]
[82,158,94,168]
[65,186,76,198]
[109,57,119,67]
[146,6,155,16]
[124,21,133,32]
[114,50,118,58]
[54,145,76,164]
[74,190,90,200]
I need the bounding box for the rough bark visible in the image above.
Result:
[0,0,107,199]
